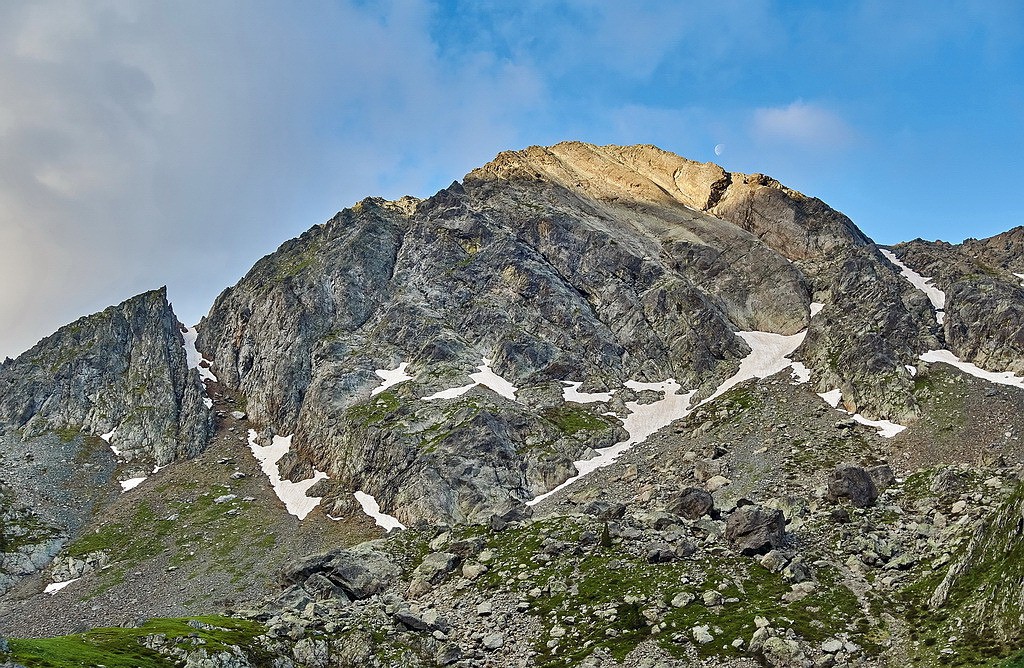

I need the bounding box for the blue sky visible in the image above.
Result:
[0,0,1021,356]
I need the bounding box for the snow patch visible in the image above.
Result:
[810,302,824,318]
[529,380,695,505]
[921,349,1024,390]
[905,364,918,377]
[181,325,217,382]
[880,249,945,323]
[815,388,905,438]
[562,381,613,403]
[530,328,813,505]
[100,428,122,457]
[423,358,517,401]
[703,330,807,405]
[353,491,406,532]
[818,388,842,408]
[120,477,147,492]
[203,397,213,409]
[1015,273,1024,283]
[247,430,327,520]
[44,578,78,594]
[850,414,907,438]
[790,362,811,384]
[372,362,413,396]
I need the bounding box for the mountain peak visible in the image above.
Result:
[469,141,869,261]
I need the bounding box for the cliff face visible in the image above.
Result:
[193,142,939,524]
[894,235,1024,375]
[0,288,212,592]
[0,287,212,464]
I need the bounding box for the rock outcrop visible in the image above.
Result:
[0,288,212,593]
[894,237,1024,375]
[195,142,939,524]
[0,287,212,464]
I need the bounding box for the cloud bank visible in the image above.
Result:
[0,0,542,357]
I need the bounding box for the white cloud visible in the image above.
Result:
[0,1,545,357]
[751,101,855,150]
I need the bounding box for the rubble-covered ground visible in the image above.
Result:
[5,363,1024,668]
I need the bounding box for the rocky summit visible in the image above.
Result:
[1,142,1024,668]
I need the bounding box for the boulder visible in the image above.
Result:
[582,499,627,520]
[666,487,714,519]
[867,463,896,493]
[725,505,785,555]
[412,552,460,585]
[827,464,879,507]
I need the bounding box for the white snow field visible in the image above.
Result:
[921,349,1024,390]
[353,491,406,532]
[44,578,78,594]
[880,249,946,324]
[372,362,413,396]
[703,330,809,405]
[529,328,813,504]
[423,358,518,401]
[815,387,906,438]
[247,430,328,520]
[120,477,147,492]
[528,380,696,505]
[810,302,825,318]
[818,388,843,408]
[850,414,906,438]
[100,428,123,457]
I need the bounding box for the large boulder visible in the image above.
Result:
[280,541,398,601]
[666,487,714,520]
[827,464,879,508]
[725,505,785,555]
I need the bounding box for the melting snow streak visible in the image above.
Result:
[880,249,946,324]
[120,477,147,492]
[353,491,406,532]
[181,325,218,382]
[815,387,906,438]
[529,379,695,505]
[530,329,813,505]
[372,362,413,396]
[247,430,327,520]
[44,578,78,594]
[423,358,517,401]
[921,349,1024,390]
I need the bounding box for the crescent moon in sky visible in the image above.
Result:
[714,144,724,156]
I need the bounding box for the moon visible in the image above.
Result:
[714,144,724,156]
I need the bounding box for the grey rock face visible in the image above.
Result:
[724,505,786,555]
[0,288,212,593]
[893,238,1024,375]
[797,245,940,421]
[196,142,911,524]
[280,541,398,601]
[0,288,212,465]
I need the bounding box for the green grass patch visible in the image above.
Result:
[542,404,613,436]
[346,391,401,427]
[6,616,266,668]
